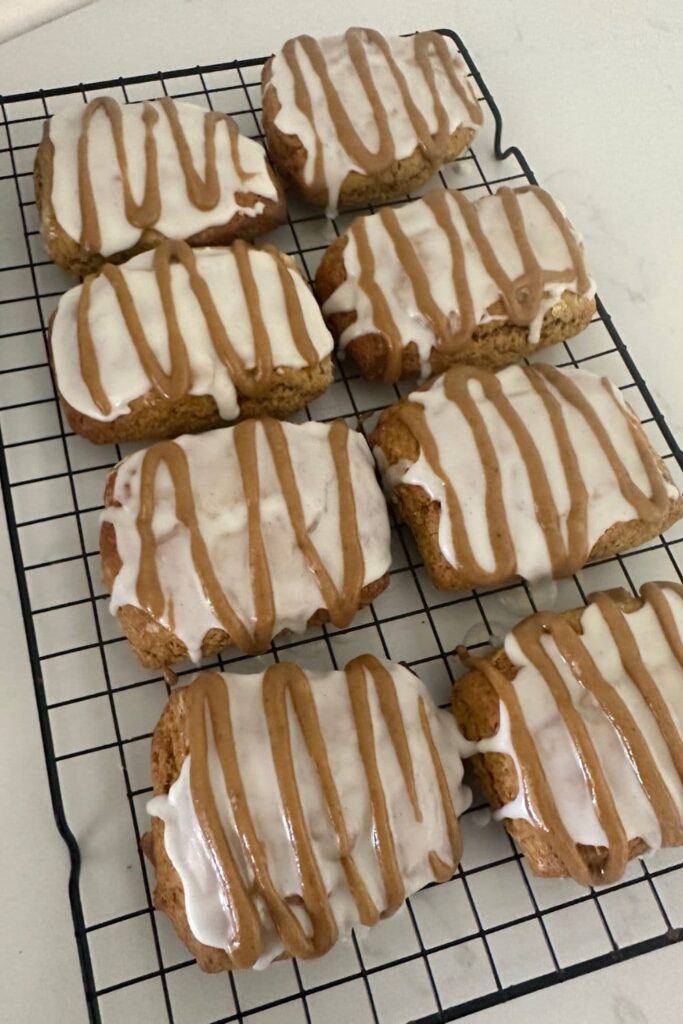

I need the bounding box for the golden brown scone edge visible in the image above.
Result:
[452,593,653,879]
[145,688,235,971]
[57,355,333,445]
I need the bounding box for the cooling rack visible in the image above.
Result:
[1,27,682,1024]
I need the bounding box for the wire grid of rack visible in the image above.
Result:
[1,27,682,1024]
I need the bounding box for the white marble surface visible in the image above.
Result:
[0,1,681,1021]
[466,945,683,1024]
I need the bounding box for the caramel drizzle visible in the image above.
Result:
[469,583,683,885]
[187,655,462,964]
[77,239,319,417]
[134,419,365,655]
[75,96,253,252]
[282,28,482,193]
[418,696,464,878]
[187,672,262,968]
[396,364,669,586]
[346,185,591,382]
[642,581,683,672]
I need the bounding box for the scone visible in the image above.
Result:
[372,363,683,590]
[35,96,286,276]
[261,28,483,214]
[315,184,596,382]
[453,581,683,886]
[50,240,333,444]
[145,655,471,969]
[100,419,391,666]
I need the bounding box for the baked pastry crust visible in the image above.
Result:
[101,508,388,667]
[261,29,482,212]
[372,364,683,591]
[146,657,469,969]
[315,185,596,382]
[35,100,286,276]
[101,420,391,667]
[48,242,334,444]
[146,684,224,969]
[453,583,683,884]
[58,360,333,444]
[317,240,594,381]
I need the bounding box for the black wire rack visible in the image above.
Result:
[0,28,682,1024]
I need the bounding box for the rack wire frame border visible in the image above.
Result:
[0,26,681,1024]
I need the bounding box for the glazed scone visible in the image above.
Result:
[261,28,483,214]
[100,419,391,667]
[372,363,683,590]
[315,184,596,382]
[50,240,333,444]
[35,96,286,276]
[453,582,683,886]
[146,655,471,970]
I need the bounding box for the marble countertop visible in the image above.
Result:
[0,1,681,1021]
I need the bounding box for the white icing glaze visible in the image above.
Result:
[266,30,481,214]
[383,364,678,581]
[51,246,333,423]
[147,757,237,950]
[481,587,683,852]
[324,187,595,378]
[48,99,279,257]
[102,421,391,661]
[479,701,542,827]
[147,659,471,966]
